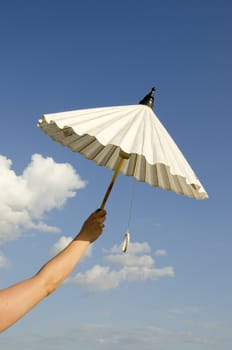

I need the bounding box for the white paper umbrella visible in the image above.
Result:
[38,88,208,209]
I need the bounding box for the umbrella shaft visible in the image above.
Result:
[100,157,124,209]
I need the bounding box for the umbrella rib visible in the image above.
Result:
[71,134,98,153]
[165,165,172,191]
[130,153,137,177]
[134,153,139,179]
[97,145,118,167]
[155,164,160,188]
[175,173,185,195]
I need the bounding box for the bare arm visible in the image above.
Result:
[0,209,106,333]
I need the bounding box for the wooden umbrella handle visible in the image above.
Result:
[100,151,129,209]
[100,158,124,209]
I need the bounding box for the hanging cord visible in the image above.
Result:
[122,180,137,253]
[127,179,137,231]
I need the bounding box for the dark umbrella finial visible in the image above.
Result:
[139,87,156,109]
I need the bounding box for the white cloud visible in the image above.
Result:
[71,265,121,291]
[104,253,154,267]
[67,242,174,293]
[0,153,86,244]
[107,241,151,254]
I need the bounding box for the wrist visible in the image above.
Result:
[74,231,92,244]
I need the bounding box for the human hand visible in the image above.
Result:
[77,209,107,243]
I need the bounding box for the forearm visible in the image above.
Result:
[36,236,90,296]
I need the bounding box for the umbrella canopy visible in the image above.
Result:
[38,89,208,203]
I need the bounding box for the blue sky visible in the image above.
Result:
[0,0,231,349]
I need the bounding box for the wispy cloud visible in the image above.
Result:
[73,323,216,349]
[168,306,201,317]
[0,153,86,245]
[0,251,9,268]
[32,323,216,350]
[199,321,224,330]
[154,249,167,257]
[67,242,174,293]
[167,307,224,334]
[0,322,217,350]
